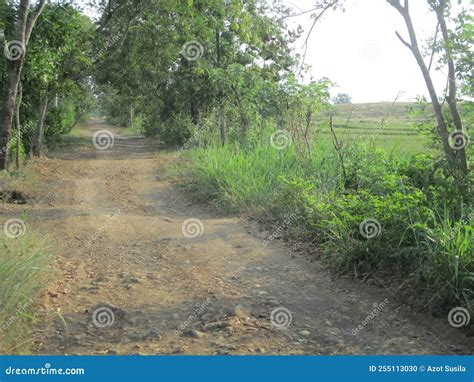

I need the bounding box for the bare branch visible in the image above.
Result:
[395,31,413,50]
[299,0,339,71]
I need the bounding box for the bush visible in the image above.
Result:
[181,140,473,319]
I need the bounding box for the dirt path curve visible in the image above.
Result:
[20,120,471,354]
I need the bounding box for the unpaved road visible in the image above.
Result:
[3,121,472,355]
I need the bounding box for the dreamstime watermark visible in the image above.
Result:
[270,306,293,329]
[447,307,470,328]
[3,218,27,239]
[182,218,204,239]
[92,306,115,329]
[270,130,292,150]
[181,40,204,61]
[448,131,469,150]
[0,124,31,156]
[448,211,472,240]
[351,298,389,335]
[5,363,85,376]
[358,40,383,61]
[1,299,33,332]
[173,128,205,158]
[84,209,122,247]
[174,298,211,336]
[94,33,121,62]
[4,40,25,61]
[359,218,382,239]
[263,212,300,247]
[92,130,115,150]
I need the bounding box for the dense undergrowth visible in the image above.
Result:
[180,134,473,321]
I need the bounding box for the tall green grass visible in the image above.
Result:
[180,140,473,320]
[0,231,54,354]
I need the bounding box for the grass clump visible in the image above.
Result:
[0,230,54,354]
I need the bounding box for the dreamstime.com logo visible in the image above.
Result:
[447,307,470,328]
[448,131,469,150]
[3,218,27,239]
[175,298,211,336]
[359,218,382,239]
[92,129,115,150]
[92,306,115,328]
[270,130,292,150]
[270,306,293,329]
[352,298,390,335]
[181,40,204,61]
[4,40,25,61]
[1,299,32,332]
[182,218,204,239]
[5,363,85,376]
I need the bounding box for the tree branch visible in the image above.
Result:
[25,0,47,44]
[395,31,413,50]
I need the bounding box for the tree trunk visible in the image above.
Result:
[215,28,225,146]
[388,1,460,175]
[15,83,23,169]
[129,104,135,128]
[0,61,22,169]
[31,95,49,157]
[434,2,469,177]
[0,0,46,170]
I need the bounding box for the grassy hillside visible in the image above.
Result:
[318,102,427,156]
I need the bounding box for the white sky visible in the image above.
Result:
[282,0,471,103]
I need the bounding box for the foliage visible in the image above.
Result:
[182,139,473,317]
[333,93,351,104]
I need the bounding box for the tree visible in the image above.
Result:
[94,0,300,145]
[387,0,469,194]
[333,93,351,104]
[0,0,46,169]
[24,4,94,156]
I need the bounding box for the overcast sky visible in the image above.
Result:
[282,0,470,103]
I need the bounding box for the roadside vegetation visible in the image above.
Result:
[0,0,472,352]
[0,230,53,353]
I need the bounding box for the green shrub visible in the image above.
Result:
[181,139,473,319]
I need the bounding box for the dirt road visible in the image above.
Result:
[6,120,471,355]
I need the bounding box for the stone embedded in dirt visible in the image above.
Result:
[144,328,162,341]
[107,349,119,355]
[255,347,266,354]
[299,330,311,337]
[185,330,205,339]
[202,321,228,332]
[130,277,141,284]
[230,305,252,319]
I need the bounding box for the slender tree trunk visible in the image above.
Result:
[388,1,460,175]
[15,83,23,169]
[0,62,22,169]
[129,104,135,128]
[215,28,225,146]
[434,2,469,177]
[31,95,49,157]
[0,0,46,170]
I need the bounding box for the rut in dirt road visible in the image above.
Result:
[23,122,472,355]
